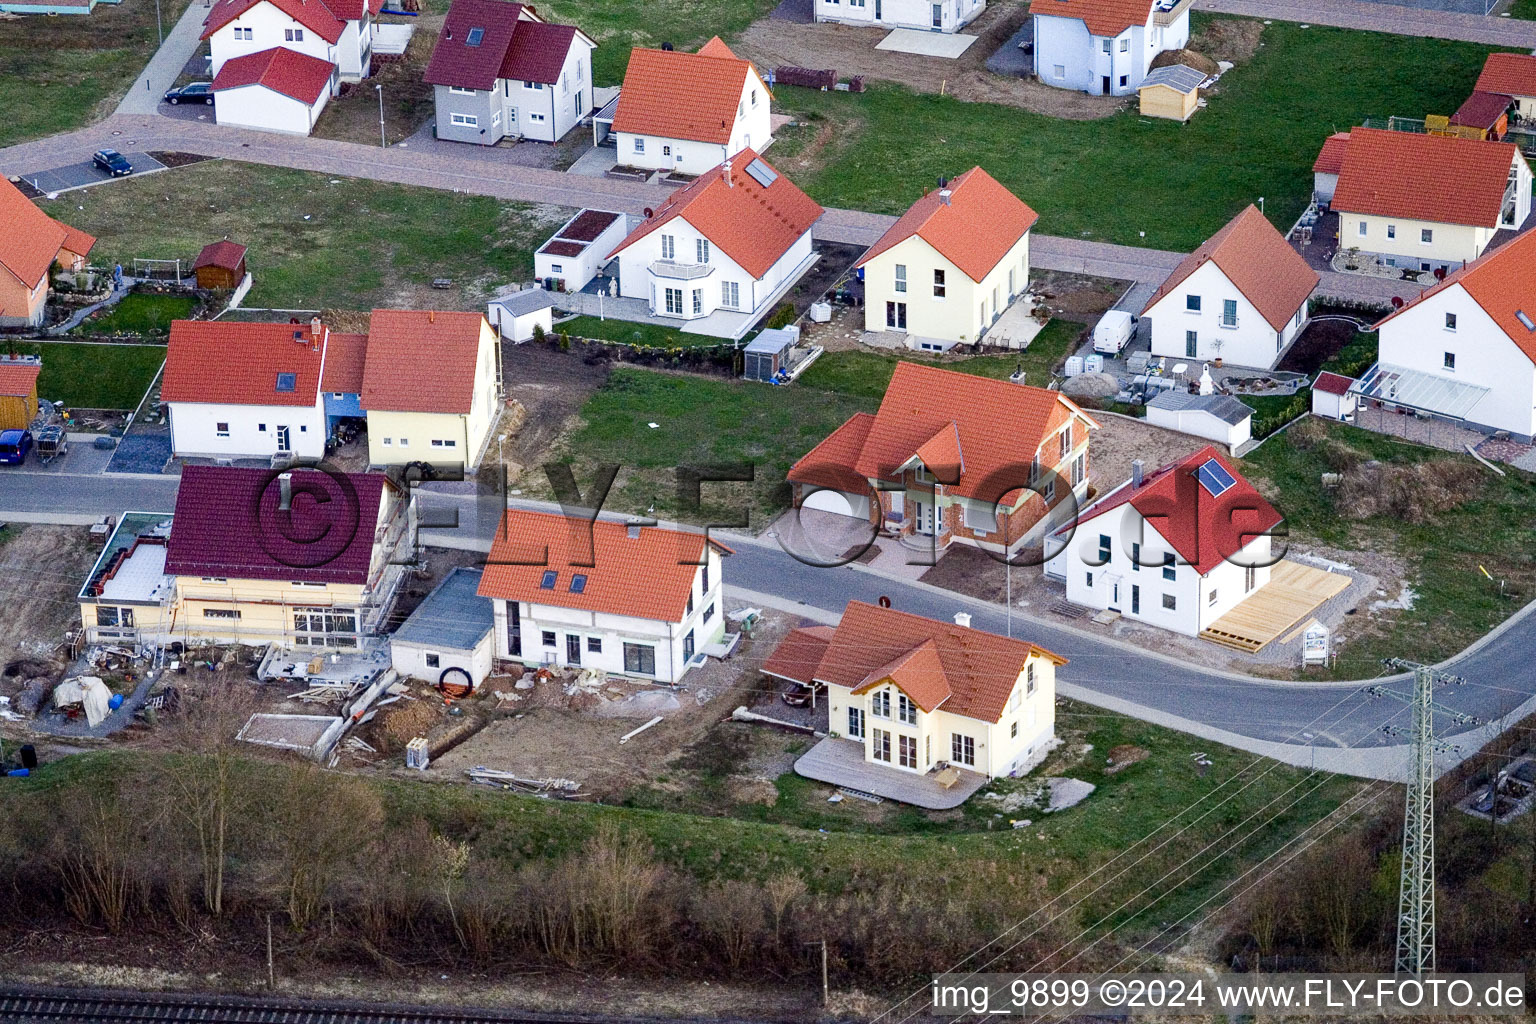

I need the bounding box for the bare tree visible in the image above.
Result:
[53,787,142,932]
[266,763,384,931]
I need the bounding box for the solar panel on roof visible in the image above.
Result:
[465,26,484,46]
[1197,458,1236,498]
[744,158,777,188]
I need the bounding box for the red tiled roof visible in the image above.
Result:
[0,178,70,290]
[0,361,41,398]
[1029,0,1155,37]
[1451,90,1511,130]
[1142,204,1318,331]
[193,240,247,272]
[1057,446,1282,577]
[164,465,392,585]
[163,319,328,407]
[759,624,835,684]
[611,42,759,145]
[423,0,527,90]
[362,309,489,414]
[1330,127,1521,228]
[1373,225,1536,365]
[1312,131,1351,176]
[59,223,97,260]
[202,0,349,44]
[855,167,1038,283]
[1475,52,1536,100]
[790,362,1098,502]
[502,20,583,84]
[807,601,1066,724]
[1312,371,1354,396]
[696,35,737,59]
[212,47,336,104]
[320,332,368,394]
[607,149,821,279]
[477,509,733,622]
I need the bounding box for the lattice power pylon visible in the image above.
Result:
[1366,659,1477,978]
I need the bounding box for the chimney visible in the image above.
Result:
[722,159,733,186]
[1131,459,1144,489]
[626,518,643,540]
[310,315,322,338]
[953,612,972,628]
[939,189,952,206]
[278,472,293,511]
[429,310,436,323]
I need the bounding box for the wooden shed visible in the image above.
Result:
[192,240,248,291]
[1138,64,1205,122]
[0,356,42,431]
[1449,90,1511,141]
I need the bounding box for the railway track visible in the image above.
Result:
[0,987,749,1024]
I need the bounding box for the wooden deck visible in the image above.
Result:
[794,737,990,809]
[1200,560,1351,653]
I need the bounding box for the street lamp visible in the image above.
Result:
[375,84,385,149]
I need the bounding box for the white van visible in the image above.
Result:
[1093,310,1135,355]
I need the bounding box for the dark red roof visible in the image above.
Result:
[1450,90,1511,130]
[556,209,621,242]
[423,0,588,90]
[193,240,246,272]
[165,465,392,586]
[1056,446,1282,577]
[1313,371,1353,396]
[502,20,579,84]
[539,239,586,257]
[212,47,336,103]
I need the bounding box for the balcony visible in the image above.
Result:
[649,260,714,281]
[1152,0,1192,27]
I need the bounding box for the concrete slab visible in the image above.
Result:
[566,144,621,178]
[19,153,168,196]
[875,28,979,58]
[982,296,1044,350]
[794,736,990,809]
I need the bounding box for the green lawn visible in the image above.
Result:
[9,341,165,410]
[556,315,731,349]
[534,0,778,85]
[778,17,1505,250]
[1244,419,1536,677]
[0,0,196,147]
[1511,0,1536,17]
[70,293,193,338]
[44,161,566,311]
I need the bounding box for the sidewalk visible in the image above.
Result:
[116,0,211,117]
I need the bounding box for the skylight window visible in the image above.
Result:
[465,26,484,45]
[275,372,297,393]
[1196,458,1236,498]
[539,570,558,589]
[744,158,777,188]
[1518,310,1535,332]
[570,574,588,593]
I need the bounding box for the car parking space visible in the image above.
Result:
[20,153,168,196]
[157,100,217,123]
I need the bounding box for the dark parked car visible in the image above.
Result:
[781,681,827,707]
[92,149,133,176]
[0,429,34,466]
[164,82,214,105]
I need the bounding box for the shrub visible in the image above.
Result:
[531,323,546,344]
[765,302,798,330]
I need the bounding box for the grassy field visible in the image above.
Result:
[10,341,166,409]
[43,161,568,311]
[70,293,193,338]
[776,17,1503,250]
[1244,419,1536,677]
[529,0,778,85]
[0,0,195,147]
[556,315,733,349]
[1511,0,1536,16]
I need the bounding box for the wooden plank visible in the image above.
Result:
[1200,561,1349,653]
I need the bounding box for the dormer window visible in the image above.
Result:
[275,372,297,393]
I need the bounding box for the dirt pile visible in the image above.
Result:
[1336,459,1482,523]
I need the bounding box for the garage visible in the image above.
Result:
[800,487,871,520]
[390,567,494,695]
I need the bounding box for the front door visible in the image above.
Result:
[276,425,291,452]
[509,603,521,656]
[1111,582,1120,610]
[875,0,881,16]
[1131,585,1140,615]
[886,301,907,330]
[683,630,695,661]
[914,500,936,535]
[931,2,942,28]
[566,634,582,666]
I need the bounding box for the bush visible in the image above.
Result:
[1249,391,1311,439]
[765,302,798,330]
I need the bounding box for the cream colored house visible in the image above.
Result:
[361,309,502,472]
[857,166,1037,351]
[78,466,408,649]
[766,601,1065,796]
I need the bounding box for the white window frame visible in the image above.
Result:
[450,113,478,128]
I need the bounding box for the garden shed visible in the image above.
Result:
[192,240,247,291]
[0,355,41,431]
[742,328,798,382]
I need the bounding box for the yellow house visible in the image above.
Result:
[1137,64,1203,122]
[857,166,1037,351]
[78,465,408,649]
[361,309,502,472]
[0,178,95,328]
[764,601,1066,807]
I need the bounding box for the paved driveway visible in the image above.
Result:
[19,152,167,196]
[105,432,174,474]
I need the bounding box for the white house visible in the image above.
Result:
[1044,447,1283,637]
[390,567,495,692]
[423,0,596,146]
[162,318,332,461]
[814,0,984,32]
[202,0,380,84]
[487,289,557,343]
[610,38,772,176]
[605,150,823,327]
[211,47,336,135]
[855,166,1038,350]
[1310,371,1358,422]
[765,601,1065,793]
[1144,389,1252,449]
[1366,227,1536,440]
[1032,0,1192,97]
[477,509,733,684]
[533,208,626,292]
[1327,127,1532,274]
[1142,204,1318,369]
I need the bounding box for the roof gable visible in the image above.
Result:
[163,319,328,407]
[611,43,758,145]
[422,0,527,90]
[501,20,586,84]
[1330,127,1520,228]
[1029,0,1155,36]
[1142,204,1318,330]
[855,166,1038,283]
[606,149,822,278]
[0,360,41,399]
[0,178,70,290]
[193,240,247,271]
[211,46,337,103]
[362,310,488,414]
[477,510,732,622]
[202,0,348,44]
[1312,131,1350,175]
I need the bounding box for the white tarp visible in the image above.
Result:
[53,675,113,727]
